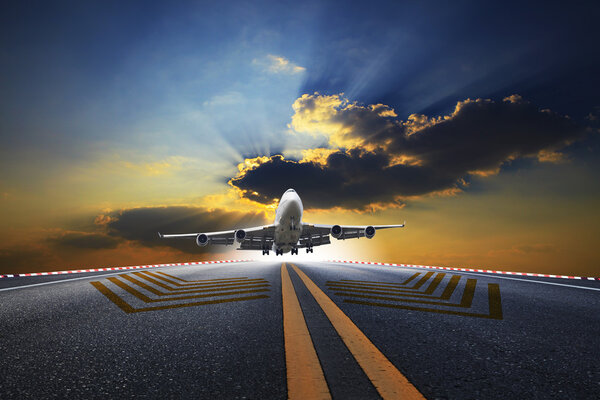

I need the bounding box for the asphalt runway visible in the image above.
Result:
[1,261,599,399]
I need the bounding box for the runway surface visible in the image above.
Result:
[1,261,599,399]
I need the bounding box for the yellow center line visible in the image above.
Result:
[290,264,425,400]
[281,263,331,400]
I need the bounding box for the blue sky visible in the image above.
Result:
[3,1,597,156]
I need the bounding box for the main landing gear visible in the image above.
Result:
[306,246,313,253]
[272,248,300,255]
[262,249,270,255]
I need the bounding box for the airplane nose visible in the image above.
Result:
[287,197,299,210]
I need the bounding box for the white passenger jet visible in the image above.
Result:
[159,189,405,255]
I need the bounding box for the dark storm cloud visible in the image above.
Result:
[381,97,586,175]
[230,95,588,209]
[48,232,121,250]
[230,152,456,209]
[105,206,268,253]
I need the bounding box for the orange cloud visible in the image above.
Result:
[537,150,566,163]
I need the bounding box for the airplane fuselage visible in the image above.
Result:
[273,189,303,253]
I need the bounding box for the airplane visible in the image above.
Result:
[158,188,405,256]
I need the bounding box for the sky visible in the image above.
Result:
[0,0,599,275]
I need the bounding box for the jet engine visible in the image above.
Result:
[364,225,375,239]
[196,234,209,246]
[235,229,246,243]
[330,225,342,239]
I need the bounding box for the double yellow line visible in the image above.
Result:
[281,263,424,400]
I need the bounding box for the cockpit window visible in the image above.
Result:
[285,189,295,193]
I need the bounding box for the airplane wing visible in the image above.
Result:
[300,222,405,245]
[236,226,276,250]
[159,222,404,250]
[296,224,333,248]
[159,225,276,248]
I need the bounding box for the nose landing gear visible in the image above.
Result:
[291,248,298,255]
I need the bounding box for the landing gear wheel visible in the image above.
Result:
[262,250,269,255]
[291,248,298,255]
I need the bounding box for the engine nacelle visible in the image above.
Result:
[330,225,342,239]
[196,234,209,247]
[364,226,375,239]
[235,229,246,243]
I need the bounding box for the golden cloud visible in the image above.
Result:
[253,54,306,75]
[537,150,566,163]
[299,148,339,165]
[236,155,272,173]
